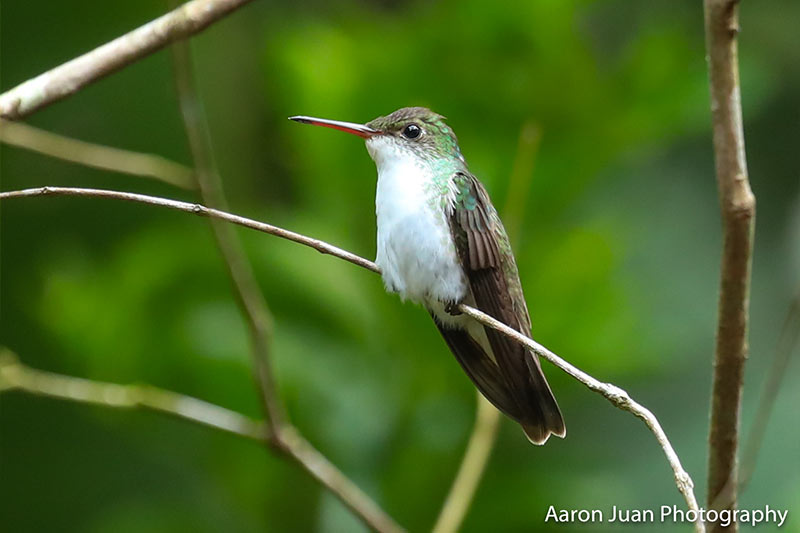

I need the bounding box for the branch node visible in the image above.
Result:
[676,470,695,491]
[727,194,755,220]
[605,383,631,407]
[265,427,290,453]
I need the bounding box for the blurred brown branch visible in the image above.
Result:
[703,1,756,528]
[0,185,703,529]
[502,120,541,248]
[0,0,255,120]
[167,39,401,533]
[0,119,194,189]
[170,32,286,445]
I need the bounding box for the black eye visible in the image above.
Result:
[402,123,422,139]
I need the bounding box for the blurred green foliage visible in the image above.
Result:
[2,1,799,531]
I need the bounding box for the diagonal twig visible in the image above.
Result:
[0,349,266,440]
[738,290,800,489]
[0,348,402,533]
[0,185,703,529]
[0,0,256,120]
[170,29,286,438]
[710,289,800,512]
[0,186,378,272]
[502,119,541,248]
[454,305,702,532]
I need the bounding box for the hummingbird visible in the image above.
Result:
[289,107,565,444]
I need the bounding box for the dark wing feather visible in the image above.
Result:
[448,172,565,444]
[455,188,500,270]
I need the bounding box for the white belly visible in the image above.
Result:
[371,150,467,308]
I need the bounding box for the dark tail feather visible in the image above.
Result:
[431,312,565,444]
[468,297,565,443]
[521,353,566,445]
[431,314,524,421]
[466,269,565,444]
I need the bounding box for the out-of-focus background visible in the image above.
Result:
[1,1,798,531]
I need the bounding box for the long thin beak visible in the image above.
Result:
[288,115,380,138]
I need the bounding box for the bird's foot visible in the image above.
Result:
[444,301,462,316]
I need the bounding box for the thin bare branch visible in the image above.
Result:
[739,290,800,489]
[0,349,404,533]
[0,185,702,526]
[703,0,756,526]
[0,0,255,120]
[502,120,541,247]
[432,395,500,533]
[0,186,378,273]
[455,304,703,532]
[0,119,194,189]
[0,349,265,440]
[277,426,404,533]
